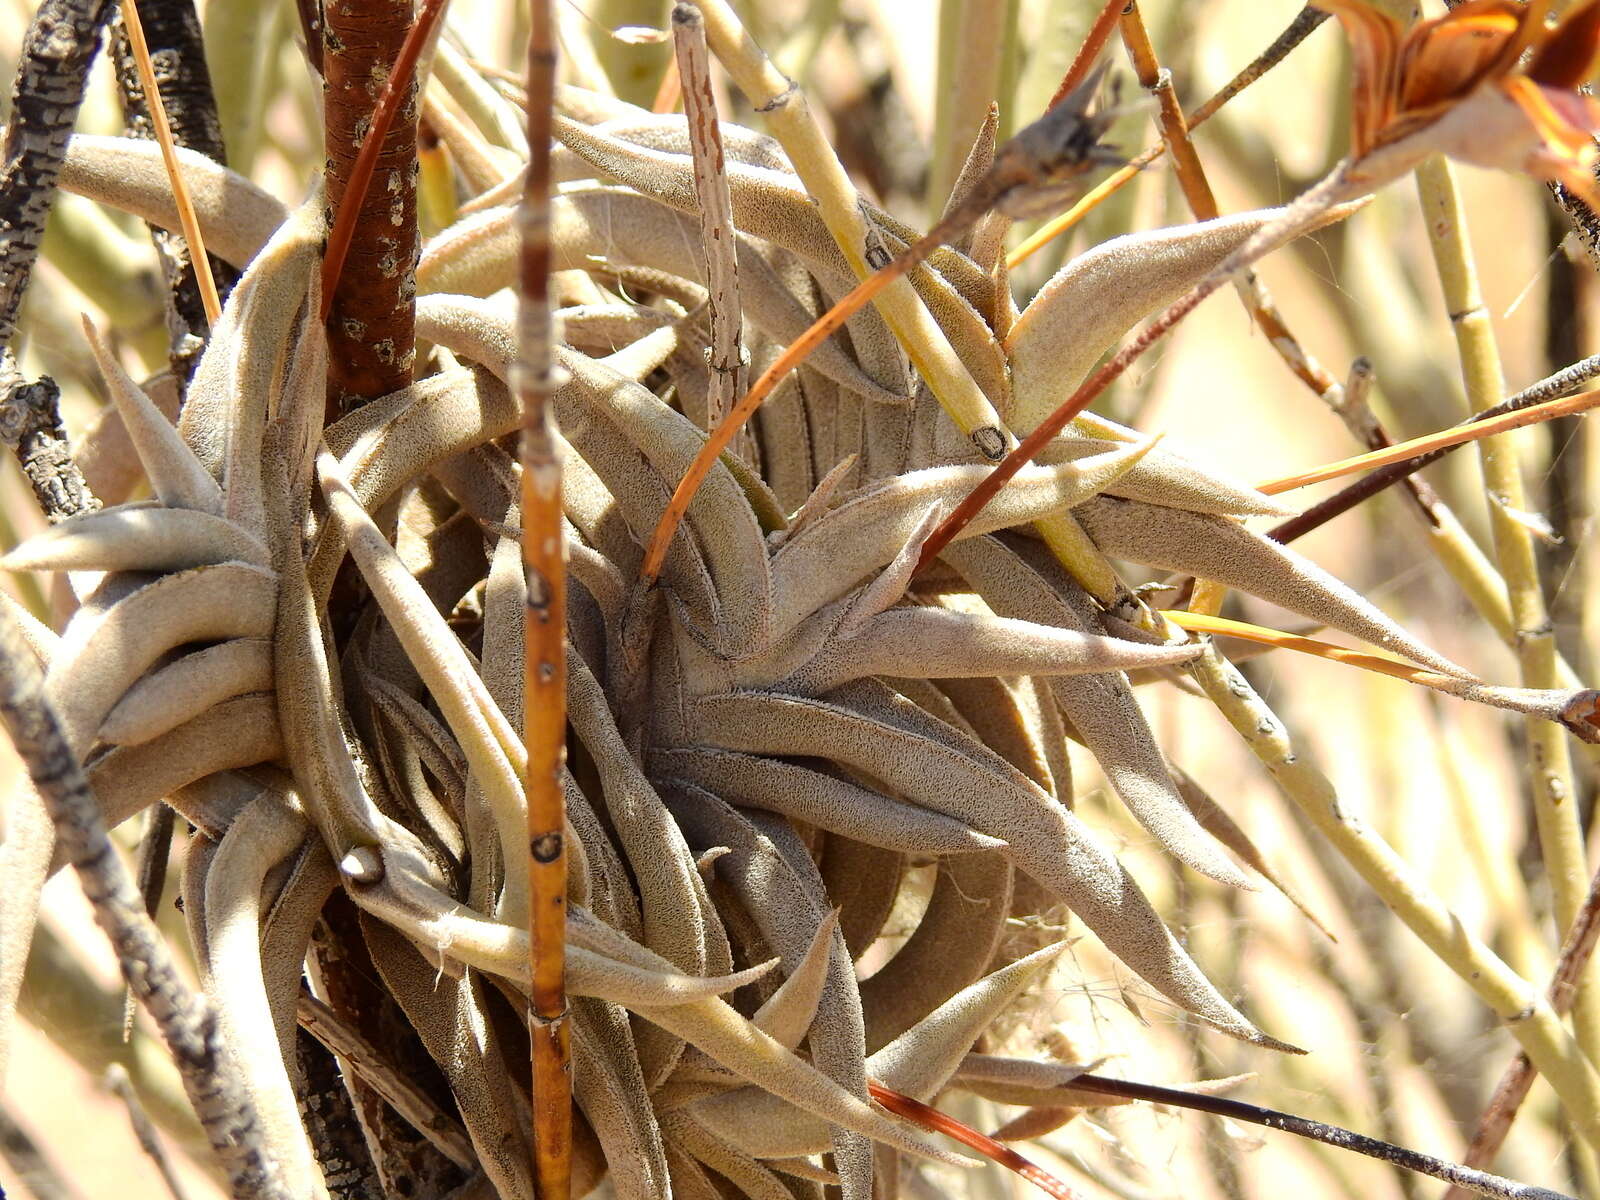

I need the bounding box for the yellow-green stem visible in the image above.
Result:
[1416,154,1600,1072]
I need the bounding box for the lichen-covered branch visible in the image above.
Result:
[0,601,290,1199]
[0,353,99,521]
[0,0,114,346]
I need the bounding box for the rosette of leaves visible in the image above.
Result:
[0,53,1525,1200]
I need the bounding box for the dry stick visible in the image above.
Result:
[0,358,100,521]
[671,3,749,456]
[1443,865,1600,1200]
[521,2,570,1197]
[1062,1074,1574,1200]
[322,0,429,414]
[1047,0,1122,111]
[310,902,450,1195]
[1009,4,1331,266]
[0,0,114,346]
[916,165,1355,570]
[295,991,476,1169]
[0,0,111,521]
[865,1081,1083,1200]
[108,0,238,385]
[1269,351,1600,544]
[0,604,291,1200]
[113,0,221,324]
[0,1101,87,1200]
[292,1025,385,1199]
[1258,387,1600,495]
[107,1064,193,1200]
[1118,2,1215,216]
[638,75,1115,584]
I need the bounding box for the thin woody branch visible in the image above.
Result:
[1441,855,1600,1200]
[108,0,238,386]
[0,601,291,1199]
[671,2,749,454]
[521,1,570,1196]
[0,0,114,346]
[0,354,98,521]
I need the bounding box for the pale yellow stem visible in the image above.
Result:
[1416,155,1600,1075]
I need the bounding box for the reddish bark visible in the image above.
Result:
[323,0,419,415]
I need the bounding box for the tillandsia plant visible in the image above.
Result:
[10,0,1600,1198]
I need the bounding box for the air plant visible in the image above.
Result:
[3,2,1600,1199]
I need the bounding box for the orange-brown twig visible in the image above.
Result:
[1047,0,1122,112]
[866,1081,1084,1200]
[117,0,220,325]
[522,2,570,1198]
[1118,1,1217,219]
[1257,387,1600,495]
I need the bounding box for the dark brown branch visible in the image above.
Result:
[0,353,99,521]
[0,0,114,346]
[292,1028,385,1200]
[296,990,475,1169]
[308,897,466,1197]
[0,600,291,1199]
[1066,1074,1573,1200]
